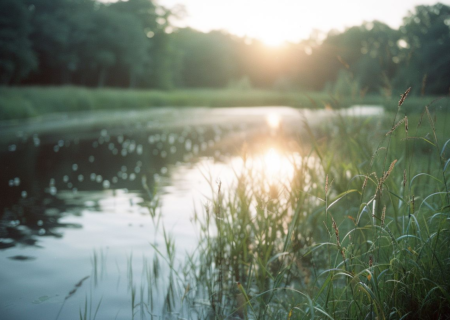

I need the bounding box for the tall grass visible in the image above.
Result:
[163,92,450,319]
[68,89,450,319]
[0,86,442,121]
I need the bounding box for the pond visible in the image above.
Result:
[0,106,383,320]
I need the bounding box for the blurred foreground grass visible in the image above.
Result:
[0,86,444,121]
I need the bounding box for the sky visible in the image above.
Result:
[107,0,450,45]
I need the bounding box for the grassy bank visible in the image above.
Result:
[142,96,450,318]
[0,86,446,121]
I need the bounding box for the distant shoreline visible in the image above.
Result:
[0,86,444,121]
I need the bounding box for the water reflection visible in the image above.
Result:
[0,120,259,249]
[0,106,383,319]
[266,113,281,129]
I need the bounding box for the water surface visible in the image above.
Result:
[0,106,382,319]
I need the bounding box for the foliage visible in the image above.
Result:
[0,0,37,84]
[0,2,449,94]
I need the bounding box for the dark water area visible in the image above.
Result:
[0,106,382,319]
[1,120,233,250]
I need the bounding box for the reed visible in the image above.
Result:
[172,90,450,319]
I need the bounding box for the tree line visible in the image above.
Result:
[1,0,449,94]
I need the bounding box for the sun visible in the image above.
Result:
[261,33,286,47]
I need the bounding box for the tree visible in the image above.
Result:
[395,3,450,94]
[0,0,37,84]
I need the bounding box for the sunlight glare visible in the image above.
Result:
[261,32,286,47]
[266,113,281,129]
[264,148,282,176]
[260,148,295,185]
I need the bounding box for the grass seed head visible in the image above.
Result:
[362,175,368,190]
[383,159,398,181]
[332,217,341,247]
[386,118,405,136]
[398,87,411,107]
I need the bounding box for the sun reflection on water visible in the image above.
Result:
[228,147,298,191]
[262,147,293,183]
[266,113,281,129]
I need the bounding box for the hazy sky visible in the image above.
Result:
[157,0,450,45]
[104,0,450,45]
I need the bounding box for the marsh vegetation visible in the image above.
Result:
[2,93,450,319]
